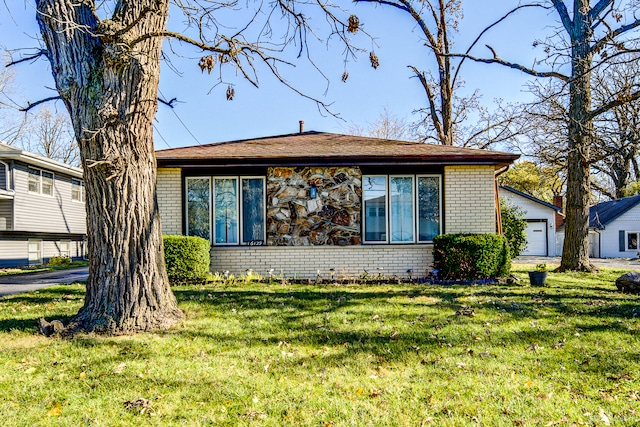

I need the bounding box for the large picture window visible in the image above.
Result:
[186,176,265,245]
[363,174,441,244]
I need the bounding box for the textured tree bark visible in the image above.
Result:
[559,0,595,272]
[36,0,184,333]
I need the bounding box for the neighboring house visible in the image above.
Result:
[155,131,519,278]
[0,143,86,267]
[582,195,640,258]
[499,186,562,257]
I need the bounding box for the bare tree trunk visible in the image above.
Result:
[37,0,184,334]
[559,0,594,272]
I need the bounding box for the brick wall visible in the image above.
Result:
[210,245,434,280]
[444,165,496,234]
[157,168,182,235]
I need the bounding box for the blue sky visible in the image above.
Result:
[0,1,558,149]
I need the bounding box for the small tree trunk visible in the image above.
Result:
[37,0,184,334]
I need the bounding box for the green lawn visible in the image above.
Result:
[0,261,88,276]
[0,267,639,426]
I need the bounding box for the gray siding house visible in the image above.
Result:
[0,143,86,267]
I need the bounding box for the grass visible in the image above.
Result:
[0,266,639,426]
[0,261,88,276]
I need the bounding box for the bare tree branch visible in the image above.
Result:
[19,96,62,112]
[6,49,48,67]
[450,48,571,82]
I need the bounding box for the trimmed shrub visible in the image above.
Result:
[433,233,511,280]
[163,235,210,283]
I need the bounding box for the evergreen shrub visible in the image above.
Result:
[433,233,511,280]
[163,235,210,283]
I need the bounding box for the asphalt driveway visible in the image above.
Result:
[0,266,88,298]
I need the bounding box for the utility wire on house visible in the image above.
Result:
[158,89,202,146]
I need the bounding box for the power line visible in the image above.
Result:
[158,89,202,145]
[153,123,172,149]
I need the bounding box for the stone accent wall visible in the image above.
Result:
[444,165,496,233]
[157,168,182,235]
[211,245,434,279]
[267,167,362,246]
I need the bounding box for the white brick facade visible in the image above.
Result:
[157,168,182,235]
[157,165,501,279]
[444,165,496,234]
[211,245,434,280]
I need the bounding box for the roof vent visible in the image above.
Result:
[299,120,304,133]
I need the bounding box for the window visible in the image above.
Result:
[186,177,211,240]
[28,168,54,196]
[363,176,387,242]
[417,176,441,242]
[59,240,71,258]
[0,161,9,191]
[390,176,414,242]
[363,174,441,244]
[28,168,40,193]
[241,177,265,244]
[186,176,266,245]
[214,178,239,245]
[71,180,84,202]
[28,240,42,265]
[628,232,639,250]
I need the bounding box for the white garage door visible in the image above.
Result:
[522,221,547,256]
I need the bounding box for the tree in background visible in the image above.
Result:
[347,0,526,147]
[346,109,416,141]
[463,0,640,271]
[591,53,640,200]
[499,161,564,203]
[500,198,528,258]
[16,107,79,166]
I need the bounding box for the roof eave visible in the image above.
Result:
[0,150,83,178]
[157,155,519,169]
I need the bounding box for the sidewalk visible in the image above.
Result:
[514,256,640,271]
[0,266,88,298]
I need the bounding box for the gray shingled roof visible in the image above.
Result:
[156,131,519,168]
[589,194,640,229]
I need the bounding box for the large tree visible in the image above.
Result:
[24,0,351,334]
[348,0,528,147]
[463,0,640,271]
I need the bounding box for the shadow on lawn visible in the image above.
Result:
[167,283,640,362]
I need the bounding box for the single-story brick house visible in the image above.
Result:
[155,131,519,279]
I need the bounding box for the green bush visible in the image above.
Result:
[500,198,528,257]
[47,256,71,267]
[163,235,211,283]
[433,233,511,280]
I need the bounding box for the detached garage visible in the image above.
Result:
[499,186,563,257]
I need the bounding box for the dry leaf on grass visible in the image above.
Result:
[46,402,62,417]
[123,398,155,415]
